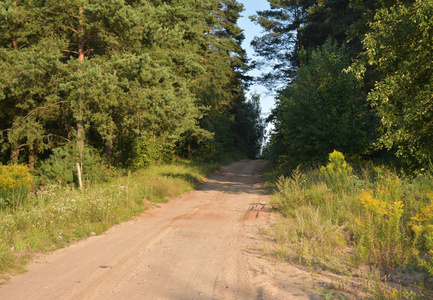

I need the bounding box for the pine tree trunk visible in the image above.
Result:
[78,6,85,62]
[295,0,303,64]
[12,1,18,48]
[105,139,113,163]
[28,142,35,170]
[10,143,19,165]
[10,2,19,165]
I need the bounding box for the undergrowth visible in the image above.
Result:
[0,158,224,282]
[270,151,433,299]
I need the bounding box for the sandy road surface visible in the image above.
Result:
[0,160,322,300]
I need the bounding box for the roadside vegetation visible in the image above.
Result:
[267,151,433,299]
[0,152,244,282]
[255,1,433,298]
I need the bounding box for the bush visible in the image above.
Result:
[133,136,174,168]
[320,150,354,194]
[39,143,111,187]
[0,165,32,208]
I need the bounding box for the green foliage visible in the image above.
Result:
[250,0,305,86]
[355,189,408,274]
[354,0,433,168]
[255,0,433,172]
[195,114,237,162]
[38,144,110,187]
[232,93,266,159]
[133,136,175,169]
[0,0,254,171]
[251,0,362,88]
[273,167,350,270]
[320,150,354,194]
[0,180,146,277]
[0,165,32,208]
[274,206,347,270]
[274,167,309,214]
[271,150,433,284]
[269,41,370,165]
[408,193,433,276]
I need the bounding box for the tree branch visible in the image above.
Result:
[9,101,69,130]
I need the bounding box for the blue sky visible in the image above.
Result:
[237,0,274,118]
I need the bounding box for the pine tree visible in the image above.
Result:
[0,0,257,171]
[251,0,362,87]
[250,0,306,87]
[0,1,62,168]
[195,0,250,159]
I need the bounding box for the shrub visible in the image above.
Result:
[0,165,32,208]
[320,150,354,194]
[271,150,433,296]
[133,136,174,168]
[39,143,110,187]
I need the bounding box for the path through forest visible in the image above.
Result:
[0,160,325,299]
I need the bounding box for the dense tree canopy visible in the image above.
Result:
[255,0,433,170]
[271,41,370,165]
[250,0,361,88]
[356,0,433,168]
[0,0,266,182]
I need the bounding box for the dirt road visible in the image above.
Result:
[0,160,322,300]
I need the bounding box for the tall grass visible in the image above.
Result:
[271,151,433,297]
[0,159,222,281]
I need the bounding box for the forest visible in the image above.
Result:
[0,0,265,184]
[255,0,433,171]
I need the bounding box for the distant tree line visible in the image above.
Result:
[0,0,265,183]
[253,0,433,171]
